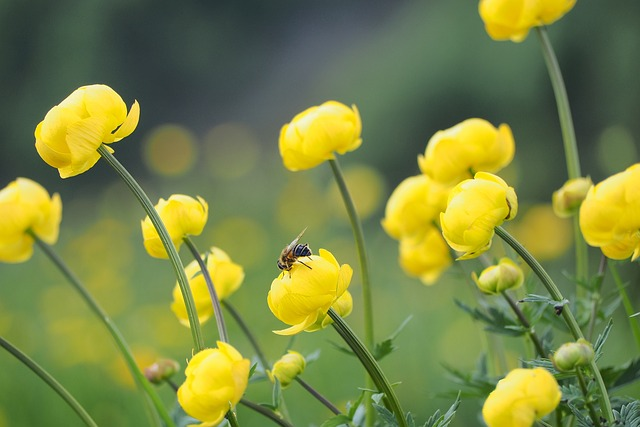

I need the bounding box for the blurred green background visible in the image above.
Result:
[1,1,639,426]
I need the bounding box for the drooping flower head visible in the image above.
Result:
[579,163,640,261]
[440,172,518,260]
[178,342,250,426]
[472,257,524,295]
[279,101,362,171]
[171,247,244,326]
[141,194,208,259]
[398,227,453,285]
[35,84,140,178]
[0,178,62,263]
[418,118,515,186]
[482,367,561,427]
[267,350,306,389]
[268,248,352,335]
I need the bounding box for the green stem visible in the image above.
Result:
[495,226,613,423]
[328,309,406,427]
[239,398,294,427]
[328,158,375,426]
[183,237,229,343]
[222,301,269,370]
[31,234,174,427]
[226,408,240,427]
[502,292,547,358]
[0,336,98,427]
[609,262,640,352]
[576,369,602,427]
[586,256,607,340]
[98,145,205,352]
[295,377,341,415]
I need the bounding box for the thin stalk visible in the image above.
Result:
[586,256,607,340]
[328,309,407,427]
[239,398,294,427]
[609,262,640,351]
[0,336,98,427]
[183,237,229,343]
[226,409,240,427]
[222,301,269,370]
[98,145,205,352]
[576,369,602,427]
[328,158,375,426]
[495,226,613,423]
[32,234,173,427]
[295,377,341,415]
[502,292,547,358]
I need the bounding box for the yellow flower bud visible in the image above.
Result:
[144,359,180,384]
[440,172,518,260]
[177,342,250,426]
[268,350,306,389]
[35,84,140,178]
[279,101,362,171]
[552,339,594,372]
[268,249,353,335]
[552,177,593,218]
[479,0,576,43]
[482,367,561,427]
[418,118,514,186]
[381,175,451,240]
[141,194,208,259]
[579,163,640,260]
[473,257,524,294]
[0,178,62,263]
[398,227,452,285]
[171,247,244,327]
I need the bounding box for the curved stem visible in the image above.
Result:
[183,237,229,343]
[98,145,205,352]
[502,292,547,358]
[226,409,240,427]
[295,377,341,415]
[495,226,613,423]
[0,336,98,427]
[576,369,602,427]
[239,398,294,427]
[222,301,269,370]
[31,234,173,427]
[609,262,640,352]
[328,309,407,427]
[328,158,375,426]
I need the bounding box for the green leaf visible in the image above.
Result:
[329,340,355,357]
[519,294,570,314]
[422,393,460,427]
[613,400,640,427]
[454,299,524,337]
[320,414,353,427]
[600,357,640,391]
[440,362,496,399]
[271,377,282,410]
[593,318,613,360]
[373,404,398,427]
[346,391,366,419]
[373,316,413,361]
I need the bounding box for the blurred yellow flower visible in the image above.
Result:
[279,101,362,171]
[171,247,244,327]
[0,178,62,263]
[268,249,352,335]
[268,350,306,389]
[34,84,140,178]
[472,257,523,295]
[579,164,640,260]
[178,342,250,427]
[440,172,518,260]
[141,194,208,259]
[482,367,561,427]
[552,177,593,218]
[418,118,514,186]
[398,227,452,285]
[479,0,576,42]
[511,204,571,261]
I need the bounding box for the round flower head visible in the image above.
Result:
[473,257,524,294]
[418,118,514,186]
[398,227,452,285]
[268,248,352,335]
[279,101,362,171]
[440,172,518,260]
[482,367,561,427]
[171,247,244,326]
[268,350,306,389]
[552,339,594,372]
[35,84,140,178]
[579,164,640,260]
[0,178,62,263]
[552,177,593,218]
[178,342,250,426]
[141,194,208,259]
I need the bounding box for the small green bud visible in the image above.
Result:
[552,339,594,372]
[144,359,180,384]
[267,350,306,389]
[552,177,592,218]
[472,257,524,295]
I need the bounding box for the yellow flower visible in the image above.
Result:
[398,227,452,285]
[579,164,640,260]
[35,84,140,178]
[268,249,352,335]
[552,339,594,372]
[479,0,576,42]
[279,101,362,171]
[141,194,208,259]
[472,257,524,294]
[418,118,514,186]
[382,175,451,240]
[307,290,353,331]
[482,367,561,427]
[552,177,593,218]
[267,350,306,389]
[0,178,62,263]
[177,342,250,427]
[171,247,244,327]
[440,172,518,260]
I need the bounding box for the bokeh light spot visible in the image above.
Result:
[510,204,572,261]
[326,164,387,221]
[207,217,268,269]
[597,125,637,175]
[143,124,198,176]
[204,122,260,180]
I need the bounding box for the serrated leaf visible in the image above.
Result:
[406,412,416,427]
[423,393,460,427]
[593,318,613,360]
[440,363,496,398]
[614,400,640,427]
[373,404,398,427]
[329,340,355,357]
[346,391,366,419]
[454,299,524,337]
[600,357,640,391]
[373,316,413,361]
[320,414,353,427]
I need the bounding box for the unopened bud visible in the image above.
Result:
[552,339,594,372]
[472,258,524,295]
[268,350,306,389]
[552,177,592,218]
[144,359,180,384]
